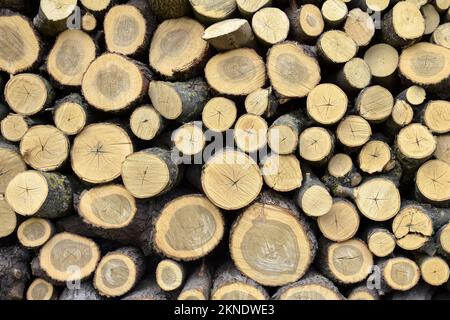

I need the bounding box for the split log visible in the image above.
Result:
[252,8,290,46]
[377,257,421,293]
[104,0,156,57]
[149,17,209,80]
[236,0,271,17]
[26,278,57,300]
[435,134,450,164]
[348,285,379,300]
[355,85,394,123]
[306,83,348,126]
[267,41,321,101]
[5,170,73,218]
[0,139,26,194]
[321,0,348,27]
[421,100,450,134]
[71,123,134,184]
[317,199,360,242]
[415,159,450,207]
[178,263,212,300]
[149,78,209,122]
[261,154,302,192]
[122,279,169,300]
[130,105,166,141]
[432,22,450,49]
[364,226,396,258]
[317,30,358,64]
[17,218,54,249]
[203,19,256,51]
[336,58,372,93]
[418,256,450,286]
[5,73,54,116]
[234,114,268,153]
[0,9,42,74]
[82,53,153,112]
[52,94,93,136]
[344,8,375,47]
[33,0,78,37]
[94,247,146,297]
[59,282,104,300]
[0,245,31,300]
[147,0,190,19]
[286,3,324,43]
[0,199,17,239]
[267,110,307,155]
[358,139,393,174]
[299,127,335,166]
[202,97,237,133]
[230,191,317,286]
[47,29,97,88]
[156,259,185,291]
[322,153,362,190]
[190,0,237,24]
[363,43,399,88]
[211,263,269,300]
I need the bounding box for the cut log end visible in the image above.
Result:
[423,100,450,134]
[307,83,348,125]
[356,86,394,123]
[337,115,372,148]
[419,256,450,286]
[236,0,271,17]
[317,199,360,242]
[17,218,53,249]
[252,8,289,46]
[261,154,302,192]
[173,122,206,156]
[416,160,450,206]
[1,114,29,142]
[382,257,420,291]
[344,8,375,47]
[299,127,334,165]
[26,278,55,300]
[53,96,88,136]
[359,140,392,174]
[321,0,348,27]
[203,97,237,133]
[317,30,357,64]
[367,228,396,257]
[156,259,185,291]
[130,105,164,141]
[0,199,16,239]
[234,114,268,153]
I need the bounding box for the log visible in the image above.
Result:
[418,256,450,286]
[80,0,116,17]
[354,0,389,12]
[190,0,237,24]
[358,139,393,174]
[0,245,31,300]
[377,257,421,293]
[336,58,372,93]
[422,3,441,35]
[435,134,450,164]
[236,0,271,17]
[299,127,335,166]
[156,259,186,291]
[230,191,317,286]
[385,99,415,136]
[5,170,73,218]
[130,105,166,141]
[286,3,324,43]
[344,8,375,47]
[203,19,256,51]
[26,278,57,300]
[252,7,290,46]
[234,114,268,153]
[81,12,97,32]
[178,263,212,300]
[94,247,146,297]
[432,22,450,49]
[245,87,279,118]
[415,159,450,207]
[202,97,237,133]
[52,94,93,136]
[321,0,348,28]
[147,0,190,19]
[0,198,17,239]
[363,43,399,88]
[261,154,302,192]
[317,199,360,242]
[267,110,307,155]
[364,225,396,257]
[317,30,358,64]
[355,85,394,123]
[0,139,27,194]
[421,100,450,134]
[397,85,427,106]
[435,222,450,258]
[347,285,379,300]
[306,83,348,126]
[59,282,104,300]
[17,218,54,249]
[322,153,362,190]
[33,0,78,37]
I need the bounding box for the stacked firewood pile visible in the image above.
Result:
[0,0,449,301]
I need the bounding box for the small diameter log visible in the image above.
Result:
[0,199,16,239]
[397,85,427,106]
[33,0,77,37]
[178,263,212,300]
[435,134,450,164]
[336,58,372,93]
[399,42,450,98]
[356,85,394,123]
[355,0,389,12]
[0,139,26,194]
[434,0,450,12]
[202,97,237,133]
[273,271,344,300]
[432,23,450,49]
[153,194,224,261]
[286,3,324,43]
[267,41,321,101]
[295,167,333,217]
[149,78,209,122]
[211,263,269,300]
[436,223,450,258]
[38,232,100,283]
[419,256,450,286]
[299,127,335,166]
[5,73,54,116]
[81,12,97,32]
[94,247,145,297]
[5,170,73,218]
[307,83,348,125]
[267,111,307,155]
[321,0,348,27]
[385,99,415,135]
[201,149,263,210]
[121,148,181,199]
[358,139,393,174]
[422,100,450,134]
[317,199,360,242]
[190,0,236,24]
[104,0,156,57]
[203,19,256,51]
[53,94,93,136]
[71,123,134,184]
[82,53,152,112]
[80,0,116,16]
[169,122,206,158]
[245,87,278,118]
[333,177,401,221]
[26,279,56,300]
[0,245,30,300]
[156,259,186,291]
[130,105,165,141]
[415,159,450,207]
[344,8,375,47]
[348,286,379,300]
[422,4,440,35]
[322,153,362,190]
[0,10,42,74]
[0,114,29,142]
[234,114,268,154]
[364,226,396,258]
[317,30,358,64]
[381,1,425,47]
[148,0,190,19]
[149,17,209,80]
[261,154,302,192]
[236,0,271,17]
[47,30,97,88]
[318,238,374,285]
[59,282,104,300]
[364,43,399,88]
[395,123,437,171]
[20,125,69,172]
[122,279,169,300]
[252,8,290,46]
[378,257,421,292]
[206,48,266,97]
[17,218,54,249]
[337,115,372,149]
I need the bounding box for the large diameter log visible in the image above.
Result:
[336,58,371,93]
[286,3,324,43]
[267,41,321,101]
[26,278,57,300]
[149,17,209,80]
[0,245,31,300]
[71,123,134,184]
[82,53,153,112]
[234,114,268,153]
[317,199,360,242]
[0,139,26,194]
[17,218,54,249]
[5,170,73,218]
[59,282,104,300]
[153,194,224,261]
[0,199,17,239]
[321,0,348,27]
[33,0,77,37]
[211,263,269,300]
[47,30,97,88]
[273,271,344,300]
[156,259,185,291]
[415,160,450,207]
[0,9,42,74]
[147,0,190,19]
[203,19,256,51]
[178,263,212,300]
[356,85,394,123]
[230,191,317,286]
